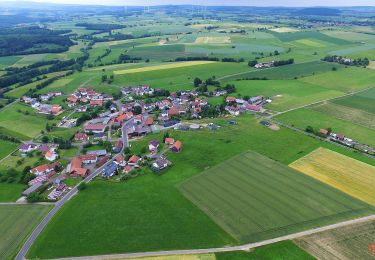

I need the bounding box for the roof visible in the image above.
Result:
[226,96,236,102]
[115,154,125,163]
[165,138,175,145]
[168,107,179,116]
[128,155,140,164]
[75,133,88,139]
[80,154,97,161]
[319,129,329,135]
[172,141,183,151]
[85,124,106,131]
[145,116,153,125]
[31,164,50,174]
[70,157,83,172]
[150,140,159,146]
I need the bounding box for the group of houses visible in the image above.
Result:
[67,87,113,108]
[22,94,64,116]
[121,85,155,96]
[254,61,274,69]
[19,143,58,161]
[102,154,142,178]
[225,95,270,116]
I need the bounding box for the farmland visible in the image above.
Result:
[0,140,17,160]
[290,147,375,207]
[332,87,375,114]
[295,220,375,260]
[179,151,374,243]
[0,183,25,202]
[0,204,52,260]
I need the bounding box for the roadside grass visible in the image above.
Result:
[275,107,375,147]
[0,183,25,202]
[179,151,374,243]
[290,147,375,207]
[232,80,343,112]
[295,220,375,260]
[0,204,52,260]
[28,115,375,259]
[216,241,314,260]
[113,61,217,75]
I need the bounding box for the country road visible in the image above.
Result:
[15,119,134,260]
[49,214,375,260]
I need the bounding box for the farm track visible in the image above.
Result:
[47,215,375,260]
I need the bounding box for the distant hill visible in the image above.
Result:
[295,8,341,16]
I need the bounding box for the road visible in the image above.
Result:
[49,214,375,260]
[15,118,135,260]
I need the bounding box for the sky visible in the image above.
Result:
[10,0,375,7]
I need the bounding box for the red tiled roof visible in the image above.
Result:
[165,137,175,145]
[128,155,140,164]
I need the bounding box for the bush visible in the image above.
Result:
[78,182,88,191]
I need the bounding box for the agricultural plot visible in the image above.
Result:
[295,220,375,260]
[0,204,52,260]
[269,27,299,33]
[0,140,17,160]
[332,87,375,114]
[311,102,375,130]
[275,108,375,147]
[179,151,374,243]
[290,147,375,206]
[299,67,375,92]
[0,183,25,202]
[114,61,216,75]
[323,30,375,42]
[194,36,231,44]
[0,56,22,69]
[233,80,343,112]
[294,39,327,48]
[329,43,375,56]
[270,31,350,45]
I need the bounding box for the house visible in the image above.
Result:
[102,162,118,178]
[226,96,236,103]
[90,100,103,107]
[247,104,261,112]
[51,105,63,115]
[319,129,329,136]
[96,155,109,167]
[128,155,141,166]
[144,116,154,126]
[114,154,126,166]
[80,154,97,164]
[134,114,143,124]
[148,140,160,152]
[168,107,179,117]
[19,143,38,153]
[38,144,50,154]
[123,165,134,174]
[336,133,345,141]
[74,133,89,142]
[88,150,107,157]
[152,158,169,172]
[164,138,175,145]
[84,124,106,133]
[93,132,106,140]
[69,157,88,177]
[30,163,58,176]
[113,140,123,153]
[170,141,183,153]
[45,149,58,161]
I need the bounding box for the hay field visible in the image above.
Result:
[295,220,375,260]
[295,39,326,48]
[290,147,375,206]
[179,151,374,243]
[194,36,231,44]
[114,61,216,75]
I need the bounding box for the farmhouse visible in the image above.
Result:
[30,162,59,176]
[80,154,97,164]
[226,96,236,103]
[84,124,106,133]
[74,133,89,142]
[19,143,38,153]
[69,157,89,177]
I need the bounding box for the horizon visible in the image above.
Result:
[3,0,375,7]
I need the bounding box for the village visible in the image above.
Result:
[16,84,270,202]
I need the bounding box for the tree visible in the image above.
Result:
[101,74,108,82]
[194,77,202,87]
[26,192,43,203]
[78,182,88,191]
[248,60,257,67]
[305,126,314,133]
[41,136,49,143]
[133,106,142,115]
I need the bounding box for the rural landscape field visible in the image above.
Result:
[0,1,374,260]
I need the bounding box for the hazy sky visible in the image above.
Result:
[12,0,375,6]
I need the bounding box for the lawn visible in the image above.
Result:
[0,204,52,260]
[113,61,217,75]
[216,241,314,260]
[233,80,343,111]
[275,107,375,147]
[295,220,375,260]
[27,114,375,259]
[0,183,25,202]
[290,147,375,207]
[179,151,374,243]
[0,140,18,160]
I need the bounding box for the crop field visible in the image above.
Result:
[269,27,299,33]
[113,61,216,75]
[311,102,375,130]
[194,36,231,44]
[0,183,25,202]
[295,220,375,260]
[294,39,327,48]
[0,204,52,260]
[299,67,375,92]
[323,30,375,42]
[270,31,350,45]
[332,88,375,114]
[222,61,338,81]
[290,147,375,206]
[275,108,375,147]
[179,151,374,243]
[233,80,343,111]
[330,43,375,56]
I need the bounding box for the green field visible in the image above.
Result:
[0,140,17,160]
[233,80,343,111]
[276,108,375,146]
[0,183,25,202]
[216,241,314,260]
[332,87,375,114]
[0,204,52,260]
[179,151,374,242]
[28,115,375,259]
[270,31,351,45]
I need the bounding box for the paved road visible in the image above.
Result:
[49,214,375,260]
[15,118,135,260]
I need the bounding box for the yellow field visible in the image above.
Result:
[194,36,231,44]
[295,39,326,48]
[368,61,375,70]
[269,27,299,33]
[113,61,216,75]
[290,147,375,206]
[112,254,215,260]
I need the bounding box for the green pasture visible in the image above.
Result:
[270,31,351,45]
[0,183,25,202]
[0,140,18,160]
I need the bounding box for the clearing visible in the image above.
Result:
[290,147,375,206]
